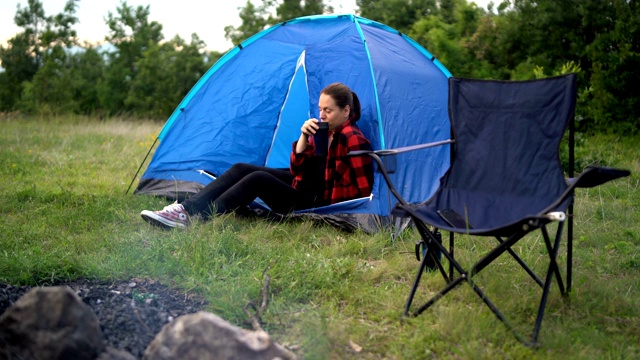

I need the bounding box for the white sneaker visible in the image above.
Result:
[141,203,189,229]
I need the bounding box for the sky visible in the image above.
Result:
[0,0,492,53]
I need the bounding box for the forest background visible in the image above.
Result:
[0,0,638,134]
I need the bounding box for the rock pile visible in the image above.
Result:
[0,286,296,360]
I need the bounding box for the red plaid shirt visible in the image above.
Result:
[290,120,374,205]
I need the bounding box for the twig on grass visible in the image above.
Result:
[243,302,263,331]
[261,274,271,311]
[244,273,272,331]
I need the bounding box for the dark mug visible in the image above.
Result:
[313,122,330,156]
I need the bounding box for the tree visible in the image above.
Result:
[126,34,211,119]
[0,33,36,111]
[13,0,78,67]
[69,45,106,115]
[274,0,330,20]
[356,0,438,34]
[584,0,640,133]
[98,1,163,115]
[20,46,75,115]
[467,0,639,133]
[224,1,270,46]
[0,0,79,112]
[225,0,333,46]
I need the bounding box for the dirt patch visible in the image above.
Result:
[0,278,208,359]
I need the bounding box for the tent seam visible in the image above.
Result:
[352,16,386,151]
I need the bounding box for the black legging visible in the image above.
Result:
[181,163,320,217]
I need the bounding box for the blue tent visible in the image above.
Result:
[134,14,452,229]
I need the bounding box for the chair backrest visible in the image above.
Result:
[438,74,577,229]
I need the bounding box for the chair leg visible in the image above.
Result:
[496,236,543,287]
[405,226,511,318]
[404,253,426,317]
[567,203,574,293]
[414,276,465,316]
[449,232,455,281]
[467,277,531,345]
[532,222,567,343]
[541,224,566,295]
[405,222,462,316]
[406,221,570,346]
[468,231,527,277]
[407,254,532,345]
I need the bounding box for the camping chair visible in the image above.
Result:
[349,74,630,345]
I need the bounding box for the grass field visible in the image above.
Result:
[1,116,638,359]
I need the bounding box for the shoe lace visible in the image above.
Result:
[163,202,185,213]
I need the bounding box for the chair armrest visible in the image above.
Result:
[570,166,630,188]
[543,165,630,214]
[349,139,454,158]
[348,139,454,206]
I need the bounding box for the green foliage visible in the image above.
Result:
[224,0,333,46]
[1,117,638,358]
[123,34,215,119]
[0,0,637,133]
[357,0,438,34]
[0,33,39,111]
[274,0,329,20]
[100,1,165,115]
[69,46,106,115]
[583,0,640,134]
[20,46,75,115]
[407,1,489,78]
[0,0,78,112]
[125,35,211,119]
[461,0,639,133]
[13,0,79,65]
[224,1,270,46]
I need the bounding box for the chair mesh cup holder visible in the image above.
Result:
[415,228,442,271]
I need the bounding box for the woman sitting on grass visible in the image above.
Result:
[141,82,374,228]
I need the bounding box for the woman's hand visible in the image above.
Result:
[296,118,319,154]
[301,118,320,136]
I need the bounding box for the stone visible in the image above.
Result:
[96,346,138,360]
[143,311,297,360]
[0,286,105,360]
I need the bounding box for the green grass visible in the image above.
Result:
[1,116,638,359]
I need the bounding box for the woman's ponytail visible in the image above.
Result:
[350,91,361,122]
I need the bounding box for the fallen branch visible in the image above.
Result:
[243,302,262,331]
[244,272,272,331]
[261,274,271,312]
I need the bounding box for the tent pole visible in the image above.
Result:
[125,137,159,195]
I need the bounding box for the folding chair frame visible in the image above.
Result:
[362,148,569,346]
[349,76,630,346]
[404,203,567,346]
